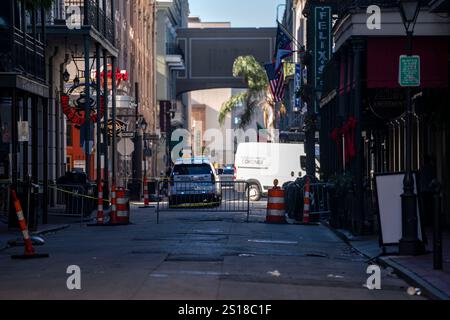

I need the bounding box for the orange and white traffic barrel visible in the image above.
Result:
[303,176,311,223]
[265,179,286,224]
[110,182,118,224]
[10,189,48,259]
[116,188,130,225]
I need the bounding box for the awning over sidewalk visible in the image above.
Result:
[366,37,448,89]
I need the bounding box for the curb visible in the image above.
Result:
[378,256,450,300]
[32,224,70,236]
[322,221,448,300]
[0,224,70,252]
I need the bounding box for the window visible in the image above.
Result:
[172,164,212,176]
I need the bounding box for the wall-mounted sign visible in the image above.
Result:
[159,100,171,133]
[283,62,295,79]
[294,63,302,111]
[399,55,420,87]
[61,83,105,126]
[106,119,127,137]
[93,65,129,89]
[314,6,332,91]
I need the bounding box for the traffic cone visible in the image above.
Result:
[10,190,48,259]
[143,177,149,206]
[88,182,105,226]
[302,177,311,223]
[97,182,104,224]
[139,177,153,208]
[296,176,319,225]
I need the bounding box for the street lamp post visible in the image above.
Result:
[398,0,425,256]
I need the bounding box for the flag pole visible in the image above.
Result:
[276,4,286,23]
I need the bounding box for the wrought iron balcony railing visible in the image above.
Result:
[166,43,185,59]
[47,0,115,45]
[0,28,45,80]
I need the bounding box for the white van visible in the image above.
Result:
[234,142,319,201]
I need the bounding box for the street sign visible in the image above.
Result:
[399,55,420,87]
[119,131,135,139]
[117,138,135,156]
[144,133,160,141]
[106,119,127,137]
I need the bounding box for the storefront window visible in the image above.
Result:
[0,96,12,180]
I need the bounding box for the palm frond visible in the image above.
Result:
[218,92,248,126]
[219,55,270,128]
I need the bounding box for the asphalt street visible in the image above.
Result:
[0,201,425,300]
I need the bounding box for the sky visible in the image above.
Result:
[188,0,284,28]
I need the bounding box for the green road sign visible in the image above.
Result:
[399,55,420,87]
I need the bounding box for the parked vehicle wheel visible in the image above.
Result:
[247,183,261,201]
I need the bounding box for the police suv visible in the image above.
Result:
[169,157,222,206]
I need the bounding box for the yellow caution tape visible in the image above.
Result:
[47,185,110,203]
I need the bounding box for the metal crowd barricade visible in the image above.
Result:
[156,180,250,224]
[306,182,332,221]
[52,184,95,224]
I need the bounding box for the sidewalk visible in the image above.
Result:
[325,224,450,300]
[0,219,71,251]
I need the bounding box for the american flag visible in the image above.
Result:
[264,63,285,103]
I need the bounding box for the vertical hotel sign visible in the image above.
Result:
[294,63,302,111]
[314,6,332,91]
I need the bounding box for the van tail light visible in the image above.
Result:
[233,165,237,180]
